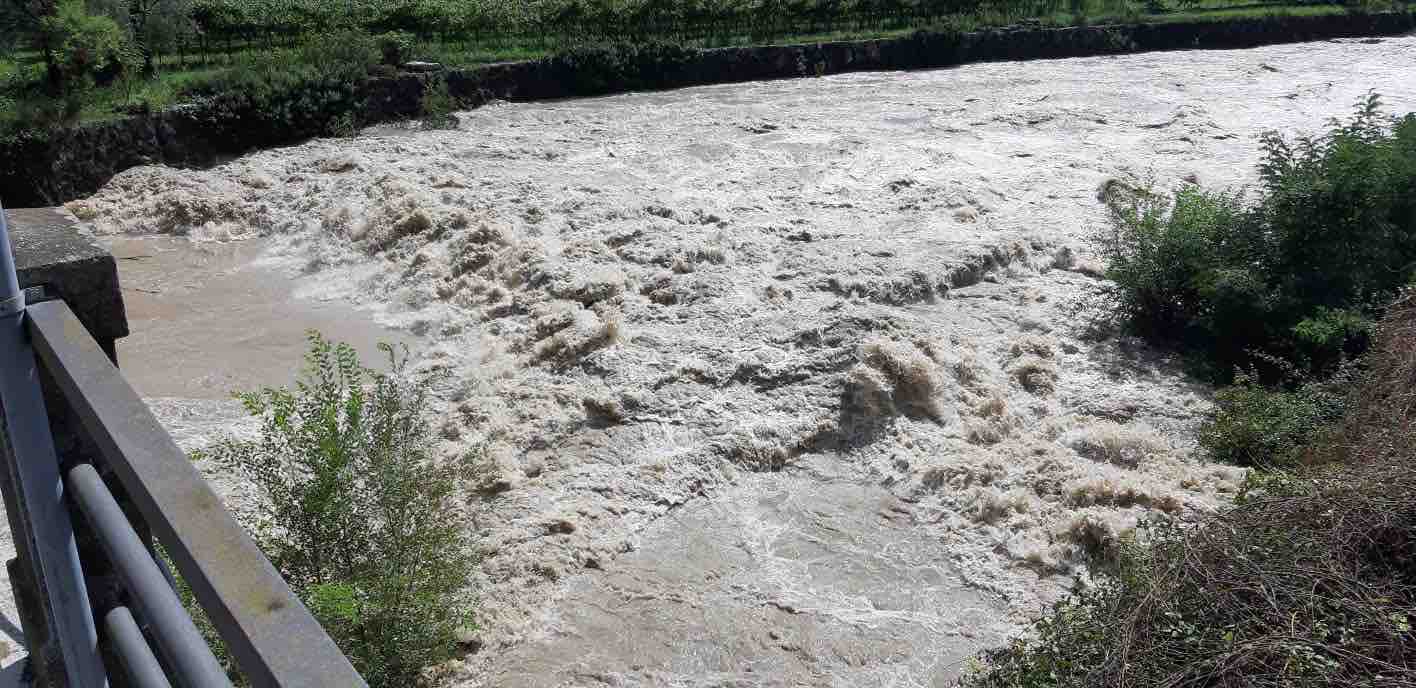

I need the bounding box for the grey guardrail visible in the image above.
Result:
[0,204,366,687]
[0,206,106,687]
[25,299,366,686]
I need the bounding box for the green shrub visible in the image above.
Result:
[543,41,699,96]
[178,31,378,149]
[204,333,477,686]
[185,71,363,149]
[187,28,375,90]
[419,76,459,129]
[1099,27,1133,51]
[2,57,87,135]
[1099,95,1416,382]
[1257,97,1416,317]
[0,60,21,129]
[1099,184,1252,343]
[1291,306,1374,366]
[375,30,416,66]
[1199,373,1347,468]
[11,91,86,128]
[294,28,380,82]
[325,111,360,138]
[39,0,135,92]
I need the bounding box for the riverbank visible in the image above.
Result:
[2,9,1412,207]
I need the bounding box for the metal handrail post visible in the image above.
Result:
[0,201,108,687]
[0,211,16,314]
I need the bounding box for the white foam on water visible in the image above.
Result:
[58,36,1416,685]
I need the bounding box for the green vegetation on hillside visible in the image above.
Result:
[1,0,1410,138]
[15,0,1383,62]
[961,100,1416,687]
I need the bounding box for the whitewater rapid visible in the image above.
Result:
[56,34,1416,686]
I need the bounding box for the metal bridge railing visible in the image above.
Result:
[0,202,367,687]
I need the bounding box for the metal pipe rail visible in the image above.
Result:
[66,463,230,687]
[104,607,173,688]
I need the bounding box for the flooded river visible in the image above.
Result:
[53,35,1416,686]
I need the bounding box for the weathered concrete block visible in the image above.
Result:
[7,208,127,361]
[401,61,444,73]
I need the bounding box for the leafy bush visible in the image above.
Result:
[1199,372,1347,468]
[1291,306,1374,365]
[543,41,699,96]
[0,59,16,89]
[294,28,380,82]
[2,58,88,136]
[1099,184,1251,342]
[204,333,477,686]
[185,73,362,149]
[419,76,460,129]
[1100,95,1416,381]
[961,297,1416,688]
[1099,27,1134,51]
[1257,98,1416,317]
[10,90,86,128]
[0,60,22,130]
[179,30,377,148]
[39,0,135,92]
[325,111,360,138]
[375,30,415,66]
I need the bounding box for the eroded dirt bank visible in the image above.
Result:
[70,36,1416,686]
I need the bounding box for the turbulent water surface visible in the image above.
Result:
[41,35,1416,686]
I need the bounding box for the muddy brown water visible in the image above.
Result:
[15,34,1416,687]
[104,236,414,401]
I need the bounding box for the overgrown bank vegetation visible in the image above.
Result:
[965,300,1416,686]
[962,100,1416,686]
[1102,95,1415,466]
[1100,95,1416,386]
